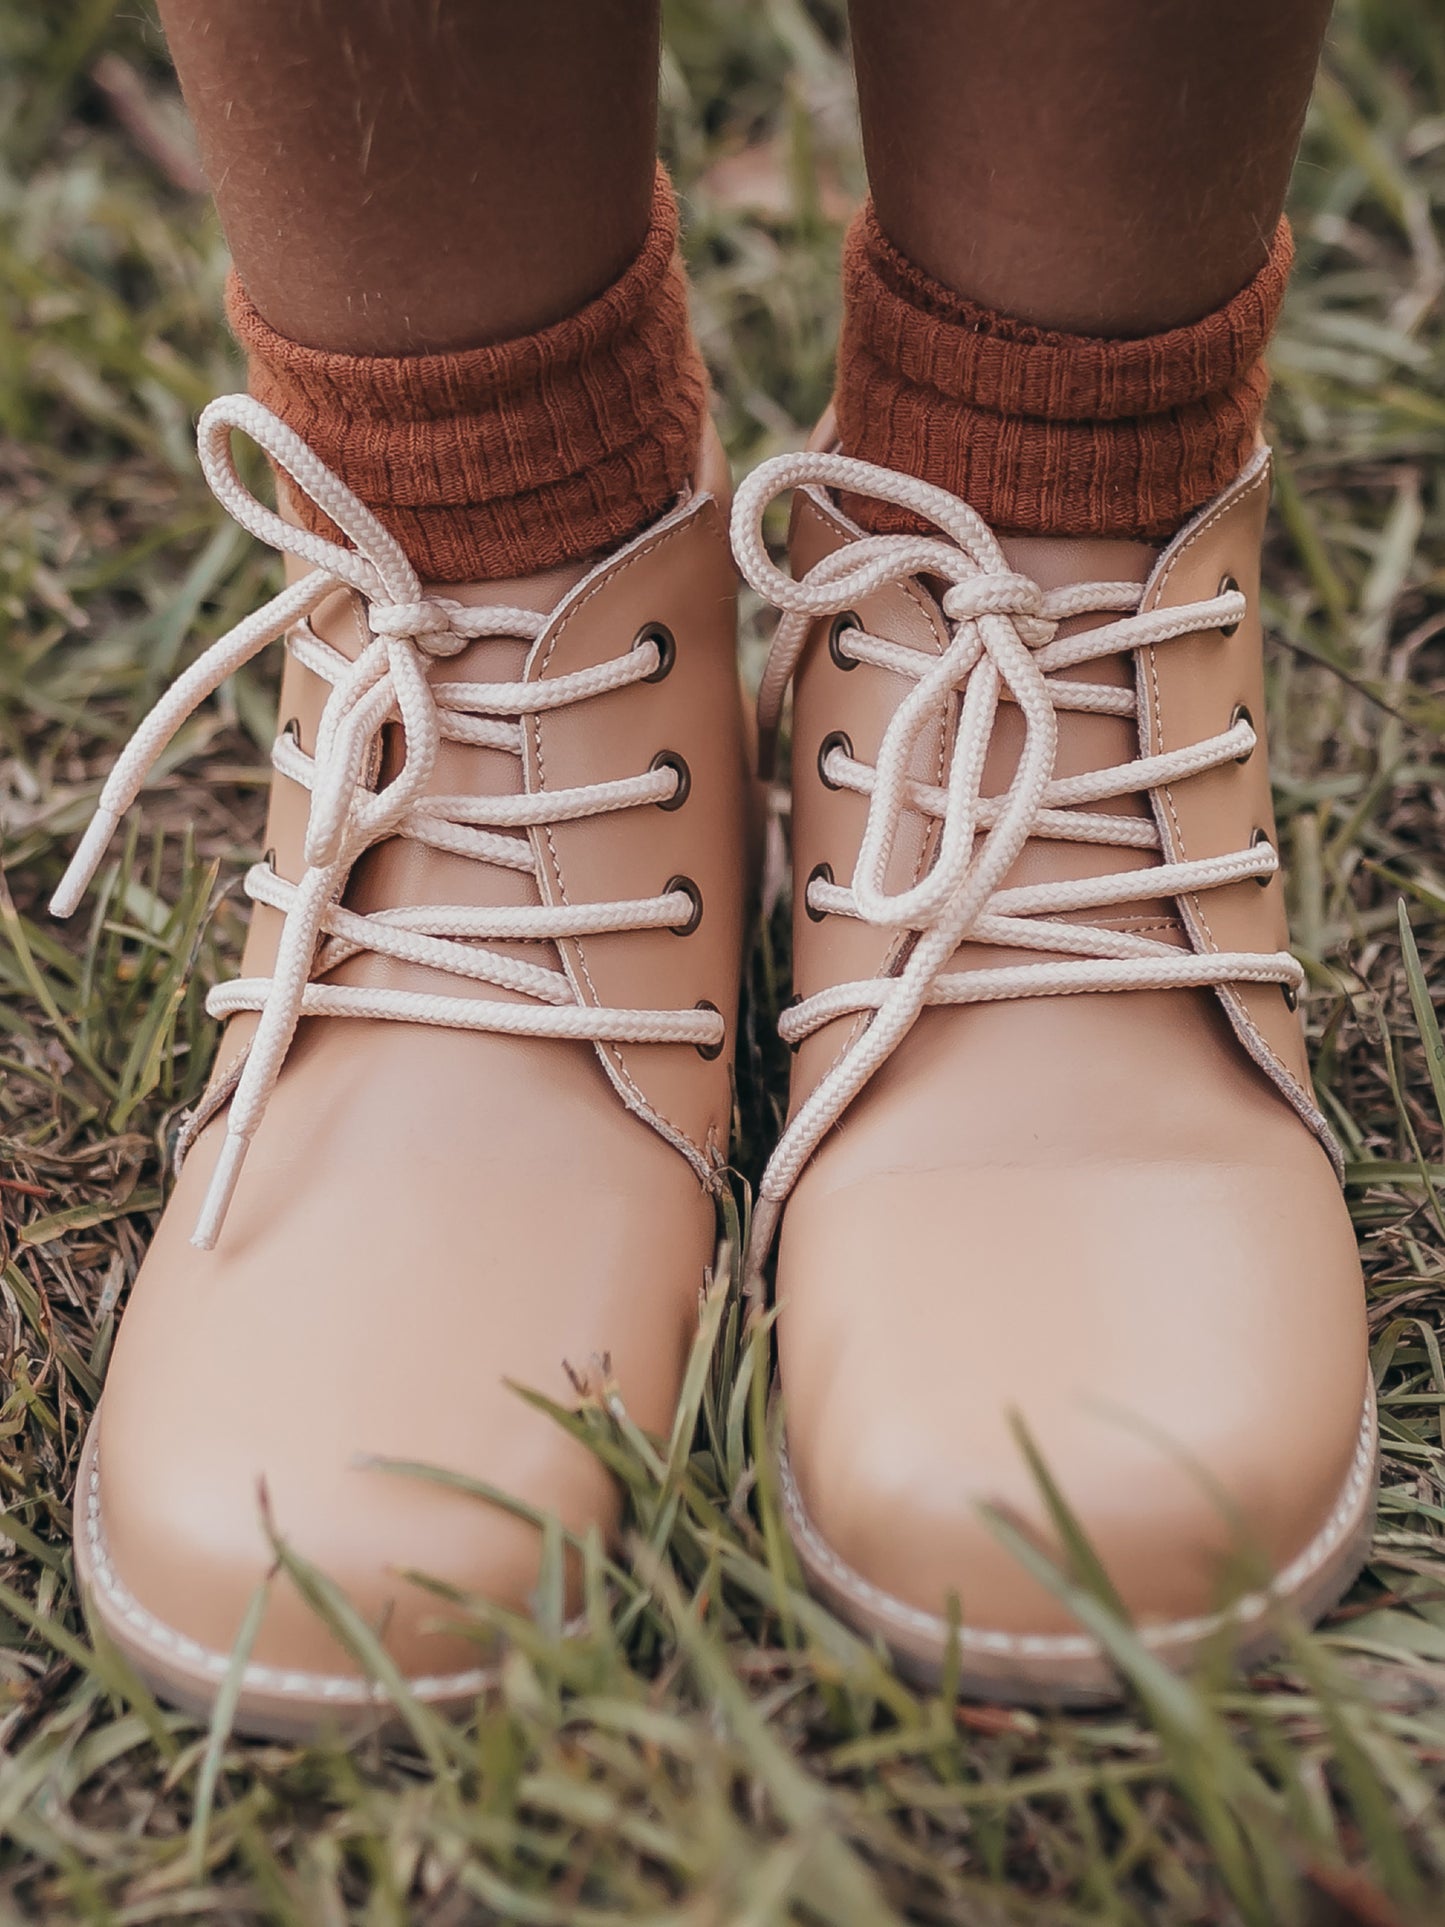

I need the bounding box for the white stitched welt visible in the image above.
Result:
[83,1444,492,1703]
[778,1377,1375,1662]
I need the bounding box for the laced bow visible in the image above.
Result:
[730,450,1301,1250]
[52,396,722,1249]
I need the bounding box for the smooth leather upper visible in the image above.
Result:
[98,430,747,1679]
[778,458,1368,1636]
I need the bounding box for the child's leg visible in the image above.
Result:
[836,0,1333,538]
[849,0,1332,335]
[157,0,662,351]
[156,0,702,585]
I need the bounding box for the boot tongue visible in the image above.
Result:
[297,558,592,1004]
[998,533,1158,594]
[948,529,1186,971]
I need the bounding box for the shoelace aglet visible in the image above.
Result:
[50,806,121,919]
[303,821,345,871]
[190,1129,251,1251]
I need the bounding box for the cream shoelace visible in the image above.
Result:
[52,397,723,1249]
[730,450,1302,1247]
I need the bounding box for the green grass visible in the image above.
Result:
[2,1,1444,1919]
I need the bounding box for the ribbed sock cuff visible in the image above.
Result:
[835,201,1292,540]
[226,167,709,583]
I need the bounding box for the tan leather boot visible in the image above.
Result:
[57,397,746,1735]
[730,418,1374,1702]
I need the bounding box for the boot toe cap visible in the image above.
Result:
[776,1154,1372,1685]
[85,1379,614,1710]
[82,1028,714,1719]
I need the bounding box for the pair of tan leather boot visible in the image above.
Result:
[57,395,1373,1734]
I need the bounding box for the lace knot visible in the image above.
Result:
[941,572,1052,646]
[369,600,468,655]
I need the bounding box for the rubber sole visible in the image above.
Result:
[73,1420,495,1741]
[77,1380,1378,1731]
[778,1378,1379,1705]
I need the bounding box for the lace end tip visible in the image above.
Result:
[302,824,344,871]
[50,808,121,919]
[743,1194,783,1305]
[190,1130,249,1250]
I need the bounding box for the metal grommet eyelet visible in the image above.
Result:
[805,861,834,921]
[664,875,703,936]
[1250,826,1273,883]
[829,610,861,672]
[694,999,724,1060]
[818,731,852,790]
[650,749,690,810]
[1218,574,1243,636]
[280,716,301,744]
[635,622,675,683]
[1282,981,1300,1011]
[1230,702,1255,762]
[262,847,277,872]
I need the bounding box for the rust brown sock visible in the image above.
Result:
[226,168,708,583]
[836,200,1292,540]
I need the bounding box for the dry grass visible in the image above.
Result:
[2,1,1444,1920]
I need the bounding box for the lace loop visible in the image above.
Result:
[53,397,723,1249]
[731,450,1298,1244]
